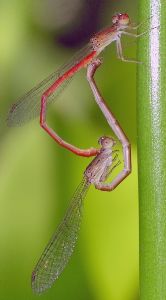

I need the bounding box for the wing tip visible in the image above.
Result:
[6,104,18,127]
[31,270,55,295]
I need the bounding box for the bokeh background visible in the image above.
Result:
[0,1,139,299]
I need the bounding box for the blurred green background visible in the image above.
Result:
[0,1,139,299]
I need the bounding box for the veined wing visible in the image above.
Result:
[31,177,90,294]
[7,43,93,126]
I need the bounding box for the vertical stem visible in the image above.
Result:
[137,0,166,299]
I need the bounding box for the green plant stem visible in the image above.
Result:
[137,0,166,299]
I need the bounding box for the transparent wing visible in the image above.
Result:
[7,43,93,126]
[31,177,90,294]
[7,69,71,126]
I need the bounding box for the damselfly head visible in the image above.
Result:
[98,136,116,148]
[112,13,130,27]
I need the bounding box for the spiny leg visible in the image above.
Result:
[86,59,131,191]
[117,25,159,65]
[118,25,159,63]
[100,153,119,181]
[107,159,121,176]
[116,24,157,64]
[128,15,154,30]
[100,158,121,182]
[112,153,119,162]
[128,23,144,30]
[120,31,147,38]
[121,21,160,38]
[40,94,99,157]
[116,38,143,64]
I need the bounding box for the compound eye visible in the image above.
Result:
[119,13,130,25]
[98,136,105,145]
[98,136,116,148]
[104,137,115,147]
[112,14,118,24]
[103,137,110,146]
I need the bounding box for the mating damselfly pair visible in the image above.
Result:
[7,12,156,293]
